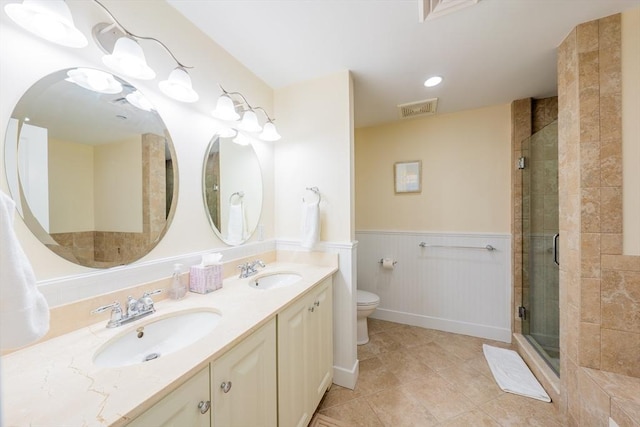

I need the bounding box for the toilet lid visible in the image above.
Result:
[357,290,380,306]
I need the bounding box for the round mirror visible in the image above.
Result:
[4,68,178,268]
[203,136,263,245]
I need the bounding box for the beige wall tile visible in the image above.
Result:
[579,322,601,368]
[578,369,610,426]
[610,399,640,427]
[601,139,623,187]
[581,233,601,278]
[581,188,601,233]
[601,233,623,255]
[577,20,599,53]
[580,142,601,188]
[601,186,623,233]
[566,359,580,423]
[601,269,640,333]
[580,278,601,323]
[602,255,640,272]
[601,329,640,377]
[600,93,623,143]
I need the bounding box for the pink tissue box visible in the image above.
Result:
[189,264,223,294]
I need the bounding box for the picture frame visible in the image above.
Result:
[394,160,422,193]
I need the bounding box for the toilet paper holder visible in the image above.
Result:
[378,258,397,266]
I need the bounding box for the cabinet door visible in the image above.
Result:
[308,278,333,410]
[277,296,311,427]
[212,318,277,427]
[128,367,211,427]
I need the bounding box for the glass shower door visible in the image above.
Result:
[521,120,560,374]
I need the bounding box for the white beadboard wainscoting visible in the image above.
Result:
[356,231,512,343]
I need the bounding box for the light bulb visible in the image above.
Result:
[159,67,198,103]
[211,94,239,121]
[238,110,262,133]
[103,37,155,80]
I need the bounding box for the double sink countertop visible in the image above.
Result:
[1,260,338,426]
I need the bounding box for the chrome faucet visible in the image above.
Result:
[238,259,265,278]
[92,289,162,328]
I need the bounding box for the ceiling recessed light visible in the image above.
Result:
[424,76,443,87]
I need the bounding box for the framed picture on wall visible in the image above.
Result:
[394,160,422,193]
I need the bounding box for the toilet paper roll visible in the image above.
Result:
[382,258,395,269]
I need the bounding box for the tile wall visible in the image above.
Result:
[557,12,640,425]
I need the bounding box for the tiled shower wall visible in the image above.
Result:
[557,12,640,425]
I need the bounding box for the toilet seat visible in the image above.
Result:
[357,290,380,307]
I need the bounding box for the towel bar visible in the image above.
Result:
[418,243,496,251]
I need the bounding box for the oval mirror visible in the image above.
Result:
[203,136,263,245]
[4,68,178,268]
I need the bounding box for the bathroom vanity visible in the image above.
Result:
[1,258,337,426]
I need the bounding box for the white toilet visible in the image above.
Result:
[356,290,380,345]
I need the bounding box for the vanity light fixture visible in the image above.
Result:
[91,0,198,101]
[232,132,252,146]
[125,90,154,112]
[4,0,88,48]
[259,121,282,142]
[424,76,443,87]
[212,94,240,121]
[102,35,155,80]
[212,85,282,141]
[217,127,238,138]
[65,68,123,94]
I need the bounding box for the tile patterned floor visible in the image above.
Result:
[317,319,565,427]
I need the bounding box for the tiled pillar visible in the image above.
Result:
[558,12,640,426]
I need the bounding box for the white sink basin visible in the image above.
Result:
[93,309,221,368]
[248,272,302,290]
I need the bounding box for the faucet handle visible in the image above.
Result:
[91,302,123,328]
[140,289,162,311]
[91,301,121,314]
[142,289,162,298]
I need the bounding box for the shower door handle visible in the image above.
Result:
[553,233,560,266]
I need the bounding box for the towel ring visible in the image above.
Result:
[303,186,321,203]
[229,191,244,204]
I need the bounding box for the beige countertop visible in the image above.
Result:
[1,260,338,426]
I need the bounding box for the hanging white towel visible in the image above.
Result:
[226,202,246,244]
[300,200,320,250]
[0,190,49,350]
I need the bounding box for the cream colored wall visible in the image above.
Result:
[94,137,143,233]
[274,70,354,242]
[0,0,274,280]
[622,7,640,255]
[355,104,511,233]
[48,138,94,233]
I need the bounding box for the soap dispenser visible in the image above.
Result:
[169,263,187,299]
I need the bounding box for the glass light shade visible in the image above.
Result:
[126,90,154,111]
[424,76,443,87]
[65,68,122,94]
[103,37,155,80]
[259,122,281,142]
[238,110,262,133]
[217,127,237,138]
[232,132,251,146]
[211,94,239,121]
[159,67,198,103]
[4,0,88,48]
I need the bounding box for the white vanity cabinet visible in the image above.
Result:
[127,366,211,427]
[211,318,277,427]
[277,278,333,427]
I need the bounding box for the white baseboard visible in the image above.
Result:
[371,308,512,343]
[332,359,359,390]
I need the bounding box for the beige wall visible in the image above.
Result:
[355,104,511,233]
[622,8,640,255]
[48,138,94,233]
[274,70,354,243]
[94,137,143,233]
[0,0,275,280]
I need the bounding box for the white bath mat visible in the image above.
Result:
[483,344,551,402]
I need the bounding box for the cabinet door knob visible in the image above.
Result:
[198,400,211,414]
[314,301,320,307]
[220,381,232,393]
[308,306,315,313]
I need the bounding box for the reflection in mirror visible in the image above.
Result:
[203,137,262,245]
[4,68,178,268]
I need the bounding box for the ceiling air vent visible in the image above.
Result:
[398,98,438,119]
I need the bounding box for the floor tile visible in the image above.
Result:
[315,320,565,426]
